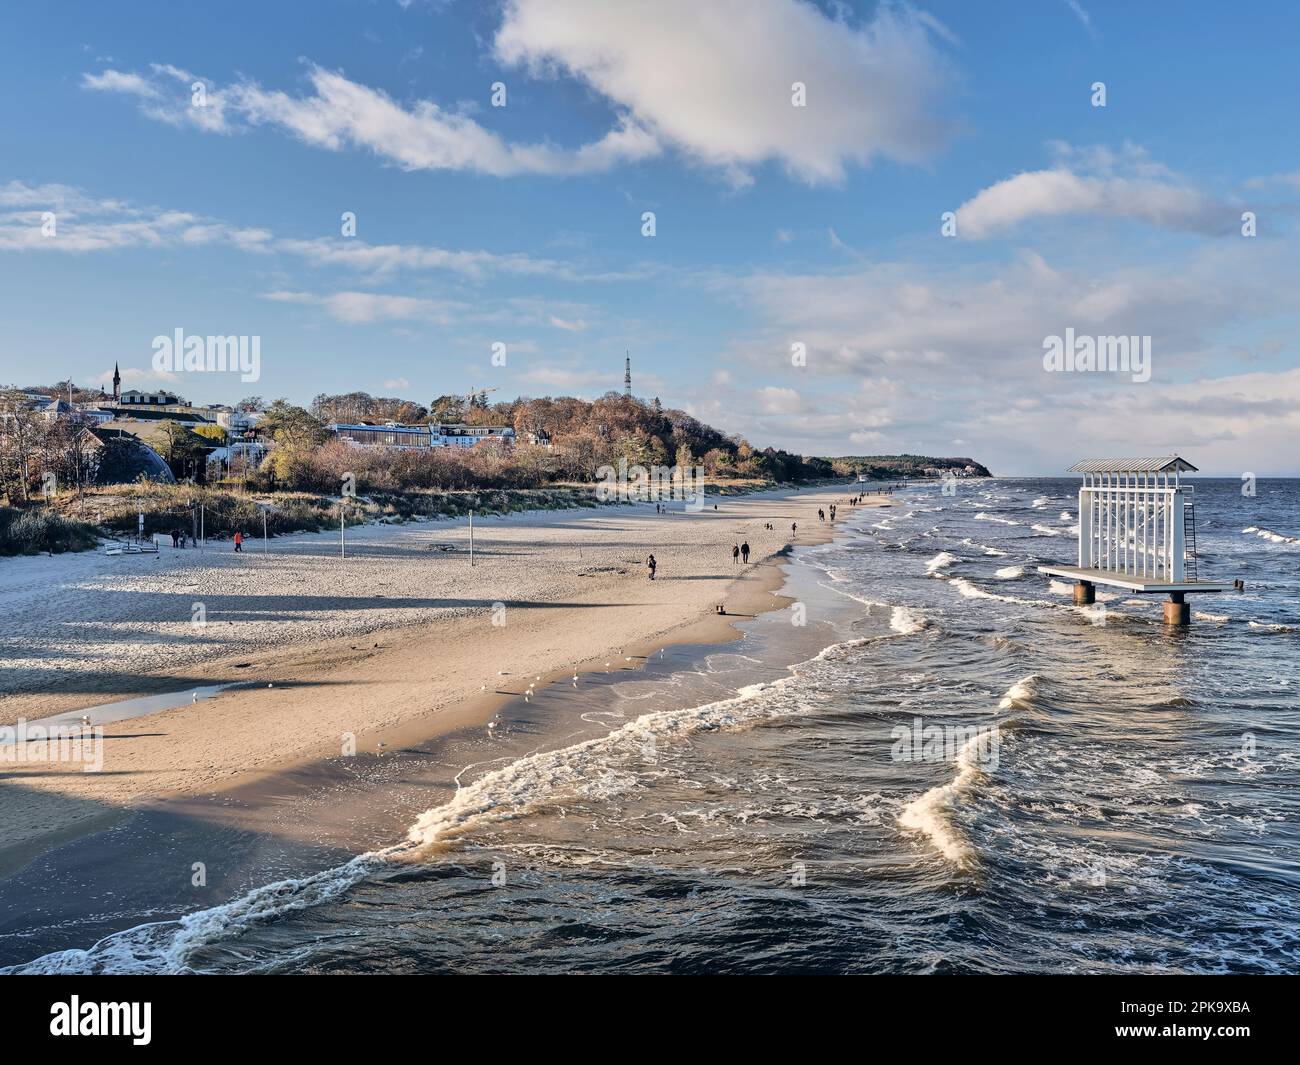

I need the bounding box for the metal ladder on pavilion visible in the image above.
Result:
[1183,501,1199,580]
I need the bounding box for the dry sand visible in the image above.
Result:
[0,485,877,866]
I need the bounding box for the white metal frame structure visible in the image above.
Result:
[1071,456,1195,582]
[1037,455,1239,624]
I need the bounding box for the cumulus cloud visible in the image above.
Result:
[81,0,955,185]
[495,0,955,184]
[704,240,1300,472]
[956,143,1237,238]
[82,61,657,176]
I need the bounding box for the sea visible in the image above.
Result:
[3,477,1297,974]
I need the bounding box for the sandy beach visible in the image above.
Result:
[0,485,878,869]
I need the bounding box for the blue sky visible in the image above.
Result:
[1,0,1298,474]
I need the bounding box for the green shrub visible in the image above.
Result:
[0,507,100,556]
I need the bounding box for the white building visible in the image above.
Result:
[328,422,516,449]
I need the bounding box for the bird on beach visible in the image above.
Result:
[192,692,198,703]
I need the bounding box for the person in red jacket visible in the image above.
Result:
[233,530,243,553]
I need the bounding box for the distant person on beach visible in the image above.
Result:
[646,554,657,580]
[741,541,750,563]
[170,528,179,548]
[791,522,797,535]
[233,530,243,553]
[732,544,740,564]
[818,509,825,522]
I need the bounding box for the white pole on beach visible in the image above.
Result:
[340,503,346,559]
[469,509,475,567]
[200,504,205,550]
[262,508,268,554]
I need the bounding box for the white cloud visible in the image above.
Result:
[0,180,276,253]
[1063,1,1096,37]
[83,62,658,176]
[548,314,587,331]
[515,363,610,393]
[383,377,411,390]
[495,0,955,184]
[265,290,461,324]
[0,180,634,283]
[81,0,955,185]
[81,70,161,99]
[956,144,1234,238]
[705,240,1300,472]
[758,385,804,414]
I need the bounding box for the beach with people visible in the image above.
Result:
[0,486,871,873]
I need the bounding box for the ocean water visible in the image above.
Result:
[7,478,1299,974]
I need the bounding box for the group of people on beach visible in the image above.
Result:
[167,528,246,550]
[645,497,852,580]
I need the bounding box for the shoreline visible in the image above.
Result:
[0,485,881,878]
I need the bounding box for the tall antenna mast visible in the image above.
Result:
[624,351,632,397]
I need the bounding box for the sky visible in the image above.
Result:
[1,0,1298,475]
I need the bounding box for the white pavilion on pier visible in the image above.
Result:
[1037,456,1239,625]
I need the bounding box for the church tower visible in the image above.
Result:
[112,362,121,403]
[624,352,632,397]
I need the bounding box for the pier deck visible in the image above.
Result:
[1037,565,1233,595]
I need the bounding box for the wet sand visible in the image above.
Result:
[0,486,881,878]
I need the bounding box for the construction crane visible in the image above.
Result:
[466,385,498,408]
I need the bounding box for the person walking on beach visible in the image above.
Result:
[170,527,179,548]
[646,554,657,580]
[741,541,750,563]
[818,508,825,522]
[791,522,797,536]
[233,530,243,553]
[732,544,740,565]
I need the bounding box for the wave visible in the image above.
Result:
[890,606,929,635]
[1032,497,1051,508]
[975,513,1020,526]
[1060,511,1073,522]
[1031,524,1062,537]
[960,538,1008,557]
[1243,526,1299,545]
[994,565,1024,579]
[897,676,1037,867]
[1248,620,1297,633]
[12,633,894,975]
[925,551,958,574]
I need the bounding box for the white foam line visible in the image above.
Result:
[5,630,879,975]
[898,676,1037,868]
